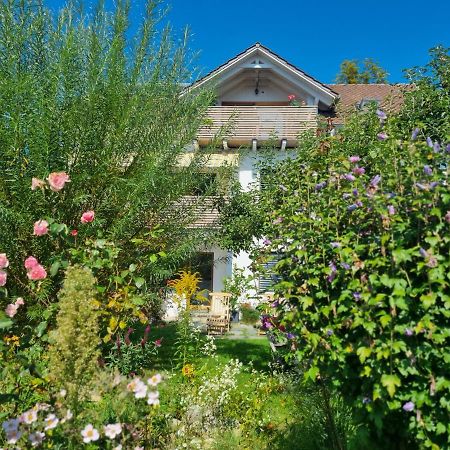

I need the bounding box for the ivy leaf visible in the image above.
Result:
[381,374,401,397]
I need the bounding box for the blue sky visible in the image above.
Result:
[46,0,450,83]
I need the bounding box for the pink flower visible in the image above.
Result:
[15,297,25,306]
[27,264,47,281]
[70,229,78,236]
[33,220,49,236]
[348,156,360,163]
[352,166,366,176]
[288,94,296,101]
[5,303,18,318]
[47,172,70,192]
[154,337,163,347]
[445,211,450,223]
[31,177,46,191]
[24,256,39,270]
[81,210,95,224]
[0,253,9,269]
[0,270,7,287]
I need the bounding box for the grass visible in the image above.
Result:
[142,322,271,372]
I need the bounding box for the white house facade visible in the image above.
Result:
[183,43,405,302]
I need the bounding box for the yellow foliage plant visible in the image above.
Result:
[167,270,204,309]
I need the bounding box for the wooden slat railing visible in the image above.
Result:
[197,106,317,147]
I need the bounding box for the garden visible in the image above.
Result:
[1,0,449,449]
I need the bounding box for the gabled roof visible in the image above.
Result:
[186,43,338,106]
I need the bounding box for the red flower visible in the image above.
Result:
[71,229,78,236]
[288,94,296,101]
[154,337,163,347]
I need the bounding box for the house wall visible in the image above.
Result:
[218,73,315,106]
[201,244,232,292]
[232,149,295,301]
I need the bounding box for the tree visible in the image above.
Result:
[335,58,388,83]
[0,0,224,306]
[396,45,450,140]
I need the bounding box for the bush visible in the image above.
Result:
[258,108,450,448]
[240,304,261,325]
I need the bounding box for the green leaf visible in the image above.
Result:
[305,366,320,381]
[381,374,401,397]
[50,261,61,277]
[357,346,372,363]
[134,277,145,289]
[0,316,13,329]
[36,321,48,337]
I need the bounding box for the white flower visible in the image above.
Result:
[81,424,100,443]
[134,447,144,450]
[104,423,122,439]
[60,409,73,424]
[35,403,51,412]
[134,380,147,399]
[59,389,67,398]
[147,390,160,406]
[2,418,20,432]
[126,377,141,392]
[44,414,59,430]
[147,373,162,387]
[6,429,22,444]
[113,446,123,450]
[21,409,38,424]
[29,431,45,447]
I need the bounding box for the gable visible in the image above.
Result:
[186,43,338,110]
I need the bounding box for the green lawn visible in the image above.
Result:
[143,322,271,372]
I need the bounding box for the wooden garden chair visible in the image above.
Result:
[206,292,231,335]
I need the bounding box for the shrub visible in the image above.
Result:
[48,266,100,413]
[258,110,450,448]
[240,304,261,325]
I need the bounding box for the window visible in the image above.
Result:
[258,252,281,293]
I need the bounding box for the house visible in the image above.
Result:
[183,43,406,301]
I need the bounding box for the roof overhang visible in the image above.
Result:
[183,43,338,109]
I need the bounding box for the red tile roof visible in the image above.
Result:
[323,83,410,124]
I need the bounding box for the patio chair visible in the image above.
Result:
[206,292,231,335]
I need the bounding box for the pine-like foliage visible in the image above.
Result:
[48,266,99,412]
[0,0,219,297]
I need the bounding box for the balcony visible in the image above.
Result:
[197,105,317,148]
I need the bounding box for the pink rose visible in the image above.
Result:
[31,177,46,191]
[47,172,70,192]
[27,264,47,281]
[5,303,18,318]
[0,270,7,286]
[24,256,39,270]
[33,220,49,236]
[81,210,95,224]
[0,253,9,269]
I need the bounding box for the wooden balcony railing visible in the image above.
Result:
[197,106,317,148]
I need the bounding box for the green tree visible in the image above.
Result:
[396,45,450,140]
[0,0,223,305]
[336,59,388,83]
